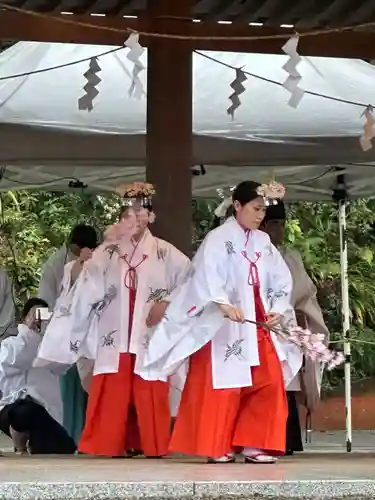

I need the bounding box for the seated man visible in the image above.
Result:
[0,298,76,454]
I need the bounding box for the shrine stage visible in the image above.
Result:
[1,451,375,500]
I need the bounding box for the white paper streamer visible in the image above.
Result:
[282,35,304,109]
[125,32,145,99]
[360,105,375,151]
[78,57,102,112]
[227,68,247,118]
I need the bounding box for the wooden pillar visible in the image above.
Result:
[146,0,193,255]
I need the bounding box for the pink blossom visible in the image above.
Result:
[311,333,326,343]
[278,325,344,372]
[309,350,318,362]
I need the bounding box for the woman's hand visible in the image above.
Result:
[265,312,281,327]
[146,301,169,328]
[218,303,245,323]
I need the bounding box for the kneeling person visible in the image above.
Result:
[0,298,76,454]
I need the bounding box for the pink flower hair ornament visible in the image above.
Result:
[256,181,286,206]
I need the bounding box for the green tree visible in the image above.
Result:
[0,190,120,311]
[1,190,375,392]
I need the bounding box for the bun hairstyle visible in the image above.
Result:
[211,180,261,229]
[263,200,286,223]
[232,181,261,207]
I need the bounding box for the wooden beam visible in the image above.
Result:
[343,0,375,24]
[106,0,141,17]
[0,8,375,58]
[308,0,356,27]
[199,0,236,22]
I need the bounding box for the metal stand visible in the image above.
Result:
[338,199,352,452]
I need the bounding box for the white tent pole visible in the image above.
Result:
[338,199,352,452]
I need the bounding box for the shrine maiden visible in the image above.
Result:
[261,201,329,454]
[35,182,191,458]
[139,181,302,464]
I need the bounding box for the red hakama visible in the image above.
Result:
[79,268,171,457]
[169,285,288,458]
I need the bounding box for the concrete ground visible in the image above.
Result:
[0,431,375,499]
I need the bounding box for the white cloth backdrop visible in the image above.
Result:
[0,42,375,199]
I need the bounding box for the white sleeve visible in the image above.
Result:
[0,331,40,375]
[189,230,231,307]
[164,247,192,302]
[68,261,105,352]
[35,261,104,367]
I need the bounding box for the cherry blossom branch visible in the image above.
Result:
[243,318,345,371]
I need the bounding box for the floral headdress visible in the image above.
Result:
[116,182,156,210]
[214,181,286,218]
[256,181,286,206]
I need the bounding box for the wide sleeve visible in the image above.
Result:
[188,230,231,308]
[139,229,231,380]
[267,244,296,327]
[164,247,191,302]
[67,261,105,355]
[0,330,41,375]
[35,261,104,367]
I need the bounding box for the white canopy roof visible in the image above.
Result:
[0,41,375,200]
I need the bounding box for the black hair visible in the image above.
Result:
[232,181,261,206]
[211,181,262,229]
[263,200,286,223]
[119,200,153,221]
[68,224,99,250]
[21,298,48,321]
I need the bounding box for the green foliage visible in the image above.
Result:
[284,200,375,392]
[1,190,375,393]
[0,190,120,309]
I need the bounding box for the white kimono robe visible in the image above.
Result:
[0,324,64,424]
[35,229,191,416]
[35,260,78,372]
[282,247,329,411]
[138,217,303,390]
